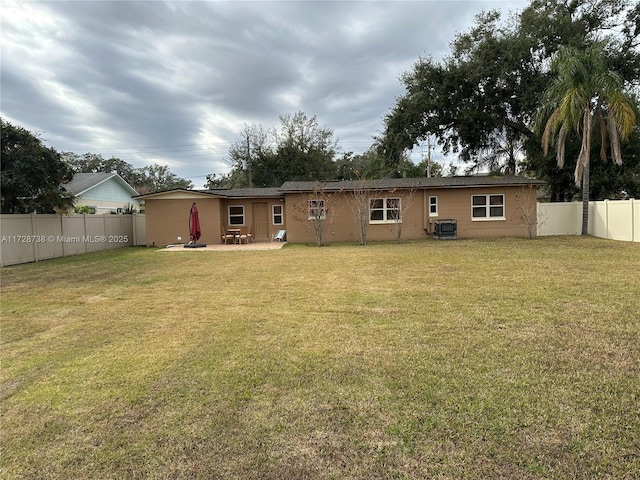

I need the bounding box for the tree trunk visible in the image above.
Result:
[581,159,590,235]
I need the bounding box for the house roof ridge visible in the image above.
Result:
[63,172,139,196]
[135,175,544,198]
[279,175,544,192]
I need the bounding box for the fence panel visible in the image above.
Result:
[538,200,637,242]
[607,200,633,241]
[86,215,108,253]
[0,215,37,265]
[1,214,146,266]
[133,214,145,246]
[32,215,64,261]
[590,202,608,239]
[61,216,89,256]
[634,200,640,243]
[537,202,580,236]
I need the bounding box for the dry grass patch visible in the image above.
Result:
[1,237,639,479]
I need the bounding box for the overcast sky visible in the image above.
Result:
[1,0,527,188]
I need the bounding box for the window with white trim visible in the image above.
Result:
[272,204,283,225]
[370,198,401,223]
[429,196,438,217]
[471,194,505,220]
[308,199,325,220]
[228,205,245,225]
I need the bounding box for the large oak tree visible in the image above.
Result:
[379,0,639,200]
[1,119,75,214]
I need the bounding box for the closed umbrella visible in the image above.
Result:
[185,202,205,248]
[189,203,201,242]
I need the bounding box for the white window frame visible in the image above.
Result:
[308,199,326,220]
[272,204,284,225]
[369,197,401,224]
[471,194,505,221]
[429,196,438,217]
[228,205,245,226]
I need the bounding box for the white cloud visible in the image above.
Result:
[1,0,528,188]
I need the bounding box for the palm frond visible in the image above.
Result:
[553,47,586,83]
[559,87,588,133]
[607,113,623,166]
[607,92,637,140]
[542,42,636,183]
[557,124,568,168]
[594,70,624,98]
[541,108,561,156]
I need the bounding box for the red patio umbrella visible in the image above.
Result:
[189,202,201,243]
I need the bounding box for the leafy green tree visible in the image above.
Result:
[205,172,238,189]
[226,123,273,188]
[135,164,193,194]
[415,158,444,178]
[335,149,396,180]
[335,148,441,180]
[377,9,540,173]
[1,119,75,213]
[62,152,137,186]
[537,44,637,234]
[63,152,192,194]
[272,111,338,184]
[379,0,639,199]
[444,163,460,177]
[213,112,340,188]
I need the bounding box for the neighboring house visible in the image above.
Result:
[136,175,543,246]
[63,173,141,214]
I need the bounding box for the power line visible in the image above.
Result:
[60,140,375,155]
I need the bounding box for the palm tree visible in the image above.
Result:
[537,43,636,234]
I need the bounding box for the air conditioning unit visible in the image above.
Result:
[434,219,457,240]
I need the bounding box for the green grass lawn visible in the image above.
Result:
[1,237,639,479]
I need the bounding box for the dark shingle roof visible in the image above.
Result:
[135,176,544,199]
[134,187,283,199]
[63,173,115,195]
[279,176,544,193]
[205,187,282,198]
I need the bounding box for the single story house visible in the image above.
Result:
[63,172,141,214]
[135,175,543,246]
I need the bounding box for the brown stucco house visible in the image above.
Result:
[137,187,283,246]
[135,175,543,246]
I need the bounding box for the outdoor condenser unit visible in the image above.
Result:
[434,219,457,240]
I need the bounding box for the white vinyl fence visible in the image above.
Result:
[0,214,146,266]
[538,200,639,242]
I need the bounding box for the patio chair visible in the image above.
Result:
[238,227,249,244]
[272,230,286,242]
[247,226,253,243]
[221,227,235,244]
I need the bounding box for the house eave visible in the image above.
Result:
[137,177,545,199]
[279,176,545,194]
[133,189,219,200]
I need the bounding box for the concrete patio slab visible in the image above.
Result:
[158,242,287,252]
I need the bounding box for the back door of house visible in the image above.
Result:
[252,202,269,241]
